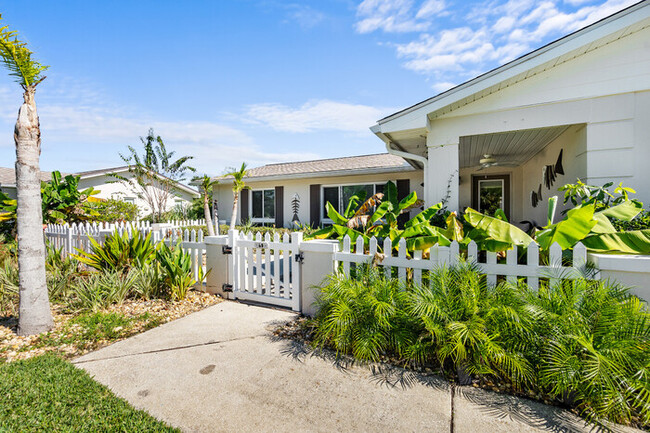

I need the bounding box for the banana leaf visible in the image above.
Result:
[326,202,348,225]
[591,213,616,234]
[404,203,442,228]
[547,196,557,225]
[465,207,533,248]
[397,191,418,213]
[596,200,643,221]
[536,204,597,250]
[442,213,464,242]
[369,201,393,225]
[582,230,650,254]
[406,232,451,251]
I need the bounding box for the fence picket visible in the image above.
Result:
[527,243,539,290]
[383,238,392,279]
[506,246,517,284]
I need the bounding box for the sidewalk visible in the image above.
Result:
[74,301,639,433]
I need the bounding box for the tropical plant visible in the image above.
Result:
[68,270,137,312]
[114,128,195,222]
[193,174,218,236]
[223,163,249,230]
[0,13,53,335]
[0,260,19,315]
[155,242,209,300]
[73,229,156,272]
[558,180,638,213]
[88,199,139,223]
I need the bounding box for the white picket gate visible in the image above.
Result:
[229,229,302,311]
[334,235,591,290]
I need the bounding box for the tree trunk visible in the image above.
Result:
[203,192,215,236]
[230,192,239,230]
[16,87,53,336]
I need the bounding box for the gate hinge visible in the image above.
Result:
[222,246,232,255]
[222,283,233,292]
[295,252,304,264]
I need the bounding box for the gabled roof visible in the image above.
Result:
[0,165,199,196]
[216,153,416,183]
[373,1,649,130]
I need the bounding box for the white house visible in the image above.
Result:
[371,2,650,226]
[0,165,199,217]
[214,153,423,228]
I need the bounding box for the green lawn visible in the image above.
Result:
[0,354,178,432]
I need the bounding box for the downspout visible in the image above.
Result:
[384,141,429,205]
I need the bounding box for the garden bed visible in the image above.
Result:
[1,290,221,363]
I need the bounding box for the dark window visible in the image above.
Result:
[323,186,339,216]
[251,189,275,220]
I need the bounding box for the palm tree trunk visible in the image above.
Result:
[230,192,239,230]
[16,87,53,336]
[203,193,215,236]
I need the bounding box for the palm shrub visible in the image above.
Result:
[0,260,18,314]
[526,278,650,426]
[74,229,156,272]
[313,266,415,362]
[406,263,534,385]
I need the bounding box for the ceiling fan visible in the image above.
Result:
[477,154,518,171]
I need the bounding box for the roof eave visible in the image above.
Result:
[216,165,419,184]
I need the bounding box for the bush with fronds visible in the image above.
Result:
[311,264,650,428]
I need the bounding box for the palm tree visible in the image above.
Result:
[223,163,249,230]
[193,174,219,236]
[0,15,53,335]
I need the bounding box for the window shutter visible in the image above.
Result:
[396,179,410,228]
[309,184,321,227]
[275,186,284,228]
[240,189,249,223]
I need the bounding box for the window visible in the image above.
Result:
[123,197,135,204]
[322,183,385,222]
[251,189,275,223]
[471,174,510,219]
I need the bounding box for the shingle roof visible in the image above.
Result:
[221,153,414,181]
[0,167,61,186]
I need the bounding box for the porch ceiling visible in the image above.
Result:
[459,125,570,169]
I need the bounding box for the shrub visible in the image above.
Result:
[68,270,137,312]
[74,229,156,272]
[88,199,139,223]
[311,266,650,428]
[0,261,18,315]
[156,242,209,301]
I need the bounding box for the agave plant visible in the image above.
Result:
[73,228,156,272]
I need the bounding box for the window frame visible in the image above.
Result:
[321,182,388,225]
[471,174,511,219]
[249,188,275,224]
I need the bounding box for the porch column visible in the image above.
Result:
[426,142,459,211]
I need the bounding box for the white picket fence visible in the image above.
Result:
[44,221,207,282]
[229,229,302,311]
[334,235,590,290]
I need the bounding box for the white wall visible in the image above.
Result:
[425,26,650,213]
[214,170,424,228]
[77,173,198,217]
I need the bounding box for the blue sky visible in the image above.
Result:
[0,0,637,178]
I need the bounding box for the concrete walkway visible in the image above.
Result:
[75,301,638,433]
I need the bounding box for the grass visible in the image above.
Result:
[31,311,165,353]
[0,354,178,432]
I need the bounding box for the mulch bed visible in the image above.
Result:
[0,291,223,363]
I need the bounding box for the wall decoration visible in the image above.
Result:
[530,149,563,207]
[291,193,300,223]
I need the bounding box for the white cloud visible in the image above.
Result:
[432,81,456,93]
[373,0,637,86]
[245,100,393,133]
[355,0,448,33]
[285,4,326,29]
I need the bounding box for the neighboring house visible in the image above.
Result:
[370,2,650,227]
[0,166,199,217]
[74,166,199,216]
[214,153,423,228]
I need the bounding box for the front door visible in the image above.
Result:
[471,174,510,219]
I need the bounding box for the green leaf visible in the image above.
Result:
[369,201,393,225]
[385,181,398,208]
[465,207,533,248]
[547,196,557,226]
[591,213,616,234]
[596,200,643,222]
[406,233,451,251]
[326,202,348,225]
[537,204,597,250]
[405,203,442,228]
[582,230,650,254]
[397,191,418,212]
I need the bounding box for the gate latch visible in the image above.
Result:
[222,283,233,292]
[294,252,304,264]
[222,246,232,255]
